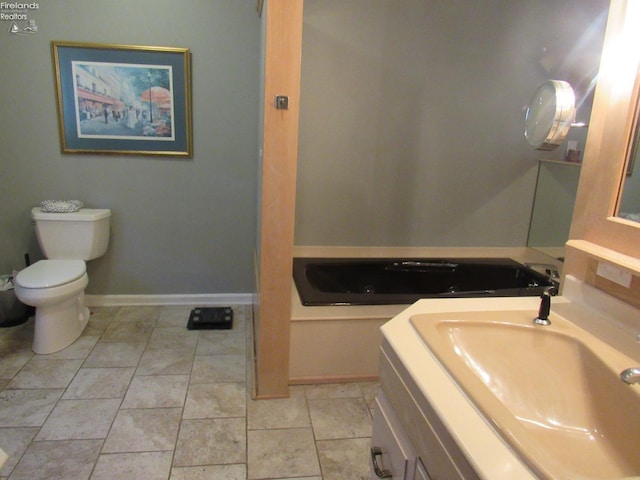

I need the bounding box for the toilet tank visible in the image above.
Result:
[31,207,111,260]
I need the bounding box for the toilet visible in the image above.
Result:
[14,207,111,354]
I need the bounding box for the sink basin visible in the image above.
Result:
[410,310,640,479]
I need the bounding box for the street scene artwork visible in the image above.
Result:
[53,42,191,156]
[72,62,175,141]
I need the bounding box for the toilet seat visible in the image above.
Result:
[16,260,86,289]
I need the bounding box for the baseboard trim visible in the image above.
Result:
[85,293,253,307]
[289,374,379,385]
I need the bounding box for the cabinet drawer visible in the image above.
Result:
[371,390,416,479]
[415,458,433,480]
[379,341,480,480]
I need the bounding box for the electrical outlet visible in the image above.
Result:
[596,261,632,288]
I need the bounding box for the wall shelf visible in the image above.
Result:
[539,158,582,167]
[566,239,640,276]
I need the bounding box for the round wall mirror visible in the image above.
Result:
[525,80,576,151]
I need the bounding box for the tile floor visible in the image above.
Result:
[0,305,377,480]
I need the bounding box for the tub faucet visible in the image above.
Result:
[620,368,640,384]
[524,262,560,279]
[533,286,557,326]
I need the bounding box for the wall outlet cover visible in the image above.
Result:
[596,262,632,288]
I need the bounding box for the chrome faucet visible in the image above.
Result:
[533,286,557,326]
[620,368,640,384]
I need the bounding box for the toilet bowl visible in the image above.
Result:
[15,206,111,354]
[14,260,90,354]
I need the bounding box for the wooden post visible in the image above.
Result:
[255,0,304,398]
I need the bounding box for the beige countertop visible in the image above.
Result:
[380,276,640,479]
[382,294,543,479]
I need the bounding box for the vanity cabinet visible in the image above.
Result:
[372,339,480,480]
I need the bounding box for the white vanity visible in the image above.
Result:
[370,276,640,479]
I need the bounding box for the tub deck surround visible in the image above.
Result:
[289,246,563,384]
[379,276,640,480]
[293,246,566,263]
[290,283,405,383]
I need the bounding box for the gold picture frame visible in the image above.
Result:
[52,41,192,157]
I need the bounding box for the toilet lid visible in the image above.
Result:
[16,260,86,288]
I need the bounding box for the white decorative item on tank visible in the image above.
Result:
[40,200,84,213]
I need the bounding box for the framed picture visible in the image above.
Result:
[52,41,192,157]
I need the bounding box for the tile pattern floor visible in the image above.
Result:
[0,305,377,480]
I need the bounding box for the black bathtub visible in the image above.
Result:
[293,257,558,306]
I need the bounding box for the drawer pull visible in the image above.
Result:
[370,447,393,478]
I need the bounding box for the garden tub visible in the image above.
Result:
[293,257,557,306]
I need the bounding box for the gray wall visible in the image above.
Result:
[0,1,260,295]
[296,0,608,247]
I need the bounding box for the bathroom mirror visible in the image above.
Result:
[524,80,576,151]
[617,75,640,223]
[528,161,581,257]
[527,2,610,256]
